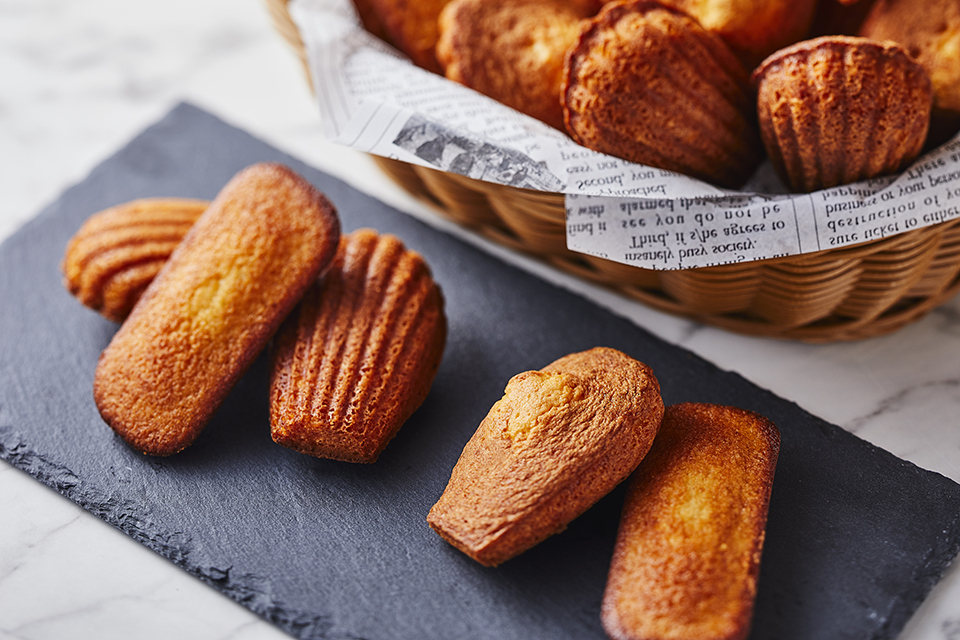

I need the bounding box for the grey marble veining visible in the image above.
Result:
[1,0,958,638]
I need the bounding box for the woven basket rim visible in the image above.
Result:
[266,0,960,341]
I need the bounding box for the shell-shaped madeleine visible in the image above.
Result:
[270,229,447,463]
[754,36,932,193]
[562,0,764,189]
[427,347,663,567]
[62,198,208,322]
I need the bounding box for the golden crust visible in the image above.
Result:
[427,347,663,567]
[366,0,452,73]
[437,0,589,131]
[859,0,960,115]
[601,403,780,640]
[93,163,341,456]
[270,229,447,463]
[62,198,207,323]
[350,0,388,42]
[659,0,818,67]
[562,0,763,189]
[753,35,932,192]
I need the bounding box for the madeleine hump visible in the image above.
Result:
[270,229,447,463]
[93,163,341,456]
[601,403,780,640]
[62,198,207,323]
[427,347,663,567]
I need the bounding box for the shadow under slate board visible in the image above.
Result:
[1,103,959,640]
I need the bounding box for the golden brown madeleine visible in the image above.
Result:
[427,347,663,567]
[601,403,780,640]
[270,229,447,463]
[562,1,763,189]
[93,164,341,456]
[437,0,591,131]
[754,36,932,193]
[366,0,452,74]
[658,0,818,67]
[859,0,960,117]
[62,198,207,323]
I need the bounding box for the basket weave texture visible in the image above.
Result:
[266,0,960,342]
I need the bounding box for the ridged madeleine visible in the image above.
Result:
[270,229,447,463]
[754,36,932,193]
[62,199,206,322]
[562,0,763,188]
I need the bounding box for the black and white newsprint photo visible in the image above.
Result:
[393,114,563,192]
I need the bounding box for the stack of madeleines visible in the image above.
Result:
[357,0,958,192]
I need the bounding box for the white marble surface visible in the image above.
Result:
[1,0,959,638]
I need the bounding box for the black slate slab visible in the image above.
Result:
[1,103,959,640]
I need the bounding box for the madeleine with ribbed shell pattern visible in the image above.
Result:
[62,198,207,323]
[753,35,932,193]
[270,229,447,463]
[562,0,763,189]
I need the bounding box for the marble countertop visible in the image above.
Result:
[1,0,959,638]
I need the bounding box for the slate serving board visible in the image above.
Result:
[2,103,960,640]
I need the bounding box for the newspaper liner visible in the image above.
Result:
[291,0,960,271]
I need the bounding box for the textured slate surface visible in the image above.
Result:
[1,103,959,640]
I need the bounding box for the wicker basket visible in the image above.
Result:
[265,0,960,342]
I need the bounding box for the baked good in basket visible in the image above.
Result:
[269,0,960,342]
[659,0,818,66]
[93,163,341,456]
[270,229,447,463]
[754,35,932,193]
[601,403,780,640]
[859,0,960,117]
[562,0,763,189]
[62,198,206,323]
[365,0,452,73]
[437,0,590,131]
[427,347,663,566]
